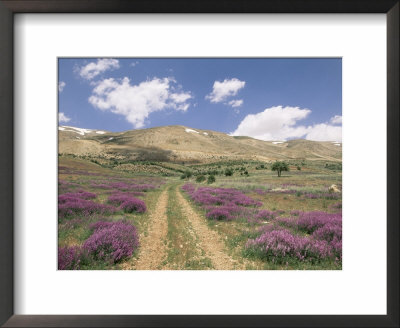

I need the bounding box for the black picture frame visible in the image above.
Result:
[0,1,398,327]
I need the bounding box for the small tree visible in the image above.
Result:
[271,161,289,177]
[180,170,193,180]
[224,168,233,176]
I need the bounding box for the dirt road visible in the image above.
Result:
[133,188,169,270]
[174,186,238,270]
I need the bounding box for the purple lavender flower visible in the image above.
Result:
[246,228,333,263]
[61,190,97,200]
[120,198,147,213]
[58,246,83,270]
[107,193,146,213]
[247,210,342,262]
[182,184,264,221]
[297,211,341,234]
[206,208,233,221]
[58,193,116,218]
[312,223,342,242]
[255,210,276,221]
[275,216,298,228]
[83,220,139,263]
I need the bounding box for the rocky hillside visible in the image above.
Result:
[58,125,342,163]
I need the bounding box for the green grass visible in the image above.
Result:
[58,156,341,270]
[164,183,213,269]
[179,175,341,270]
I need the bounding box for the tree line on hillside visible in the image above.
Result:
[181,161,292,183]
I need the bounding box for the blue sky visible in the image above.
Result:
[58,58,342,141]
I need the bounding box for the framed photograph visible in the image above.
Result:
[57,57,344,272]
[1,0,398,327]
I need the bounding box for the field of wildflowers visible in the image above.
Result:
[58,156,341,270]
[182,184,263,222]
[181,169,342,269]
[58,158,164,270]
[245,211,342,264]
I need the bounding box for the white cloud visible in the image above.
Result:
[78,59,120,80]
[130,61,139,67]
[59,112,71,123]
[58,81,66,92]
[330,115,342,125]
[228,99,243,108]
[170,92,192,103]
[231,106,310,140]
[304,123,342,141]
[89,77,192,128]
[230,106,342,142]
[206,78,245,103]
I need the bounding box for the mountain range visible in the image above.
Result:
[58,125,342,163]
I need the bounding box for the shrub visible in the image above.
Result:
[275,216,298,228]
[120,198,146,213]
[58,246,84,270]
[245,229,333,263]
[182,170,193,179]
[180,172,191,179]
[58,194,116,218]
[312,223,342,242]
[182,183,196,193]
[255,210,276,221]
[207,170,219,176]
[83,221,139,263]
[207,175,216,184]
[224,168,233,176]
[297,211,341,234]
[325,163,342,170]
[108,193,131,206]
[196,175,206,183]
[250,211,342,262]
[206,208,233,221]
[182,184,268,224]
[107,193,145,210]
[61,190,97,200]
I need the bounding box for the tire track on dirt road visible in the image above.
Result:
[131,188,169,270]
[175,186,240,270]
